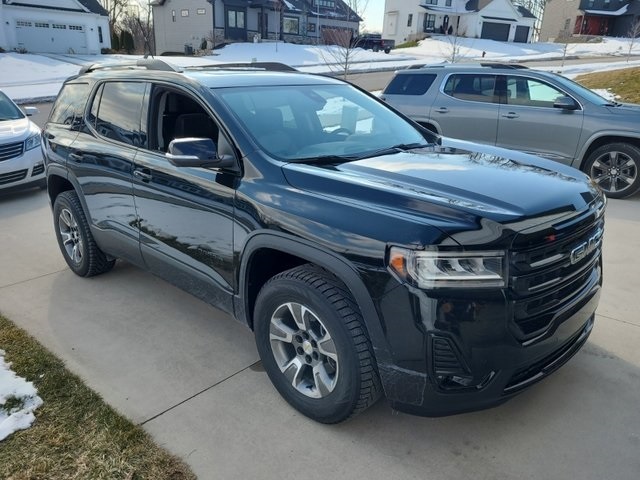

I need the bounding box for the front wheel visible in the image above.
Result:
[254,265,381,423]
[584,143,640,199]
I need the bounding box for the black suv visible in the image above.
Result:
[43,59,604,423]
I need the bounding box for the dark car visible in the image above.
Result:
[382,64,640,199]
[43,59,604,423]
[352,33,394,53]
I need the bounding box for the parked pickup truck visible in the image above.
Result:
[352,33,395,53]
[43,60,604,424]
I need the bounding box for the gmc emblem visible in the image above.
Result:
[570,228,603,265]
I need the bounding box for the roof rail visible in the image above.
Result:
[78,58,178,75]
[404,62,528,71]
[183,62,297,72]
[479,62,529,69]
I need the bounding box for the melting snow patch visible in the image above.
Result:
[0,349,43,441]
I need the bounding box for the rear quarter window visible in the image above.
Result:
[49,83,90,126]
[383,73,437,95]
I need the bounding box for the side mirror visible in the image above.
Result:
[23,106,39,116]
[553,96,579,111]
[166,138,235,169]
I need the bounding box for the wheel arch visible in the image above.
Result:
[578,134,640,171]
[235,232,392,365]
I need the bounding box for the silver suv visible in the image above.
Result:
[381,64,640,199]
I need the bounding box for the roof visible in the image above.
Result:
[583,5,629,16]
[1,0,108,16]
[515,5,536,19]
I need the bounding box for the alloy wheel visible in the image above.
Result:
[590,150,638,195]
[58,208,84,264]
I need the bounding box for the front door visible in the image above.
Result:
[132,86,237,312]
[225,7,247,41]
[496,75,584,164]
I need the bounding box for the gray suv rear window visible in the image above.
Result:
[443,74,497,103]
[384,73,436,95]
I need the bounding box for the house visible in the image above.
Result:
[151,0,361,56]
[383,0,536,44]
[0,0,111,54]
[539,0,640,41]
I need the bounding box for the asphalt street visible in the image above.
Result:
[1,87,639,480]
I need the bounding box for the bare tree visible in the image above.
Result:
[319,0,369,80]
[97,0,129,31]
[121,5,154,56]
[627,17,640,63]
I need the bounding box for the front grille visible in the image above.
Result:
[509,201,604,341]
[0,141,24,162]
[31,164,44,176]
[0,169,28,185]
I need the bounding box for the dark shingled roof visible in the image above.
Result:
[2,0,108,16]
[515,5,536,19]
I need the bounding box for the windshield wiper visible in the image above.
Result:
[294,143,431,165]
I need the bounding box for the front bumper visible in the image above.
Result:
[0,146,45,192]
[374,268,600,417]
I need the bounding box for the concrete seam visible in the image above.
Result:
[0,268,68,290]
[596,313,640,329]
[139,360,261,426]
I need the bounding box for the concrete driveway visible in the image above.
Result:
[1,101,639,478]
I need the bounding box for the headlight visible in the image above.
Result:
[389,247,506,289]
[25,133,41,151]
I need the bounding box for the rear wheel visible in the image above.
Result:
[53,191,115,277]
[585,143,640,199]
[254,265,381,423]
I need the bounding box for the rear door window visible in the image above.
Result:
[91,82,147,147]
[506,76,570,108]
[443,74,497,103]
[384,73,437,96]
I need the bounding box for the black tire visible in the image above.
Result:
[254,265,382,423]
[584,143,640,199]
[53,191,115,277]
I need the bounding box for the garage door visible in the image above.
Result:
[514,26,530,43]
[15,20,87,54]
[480,22,510,41]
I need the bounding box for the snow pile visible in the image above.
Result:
[0,349,43,442]
[395,35,640,62]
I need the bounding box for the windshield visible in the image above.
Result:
[549,74,612,106]
[215,84,429,161]
[0,91,25,121]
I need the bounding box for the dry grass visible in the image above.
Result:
[0,315,196,480]
[575,67,640,104]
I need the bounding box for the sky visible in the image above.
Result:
[361,0,385,32]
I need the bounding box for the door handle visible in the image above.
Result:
[434,107,449,114]
[68,152,83,163]
[133,169,152,182]
[501,112,519,119]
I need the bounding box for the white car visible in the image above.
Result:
[0,90,45,193]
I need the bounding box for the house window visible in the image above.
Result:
[52,24,66,29]
[424,0,438,5]
[587,0,594,7]
[172,10,176,22]
[98,25,103,43]
[16,21,32,27]
[446,0,452,6]
[424,14,436,32]
[69,25,83,31]
[564,19,570,30]
[35,22,50,28]
[197,8,206,15]
[308,22,316,32]
[283,17,300,35]
[181,9,189,17]
[228,10,245,29]
[407,14,413,27]
[314,0,336,7]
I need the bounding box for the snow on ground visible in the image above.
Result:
[0,349,43,442]
[1,35,640,102]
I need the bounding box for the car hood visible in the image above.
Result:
[605,103,640,115]
[0,117,34,142]
[282,139,601,233]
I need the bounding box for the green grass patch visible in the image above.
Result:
[575,67,640,104]
[0,314,196,480]
[395,40,420,49]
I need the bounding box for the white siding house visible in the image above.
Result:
[383,0,536,45]
[0,0,111,54]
